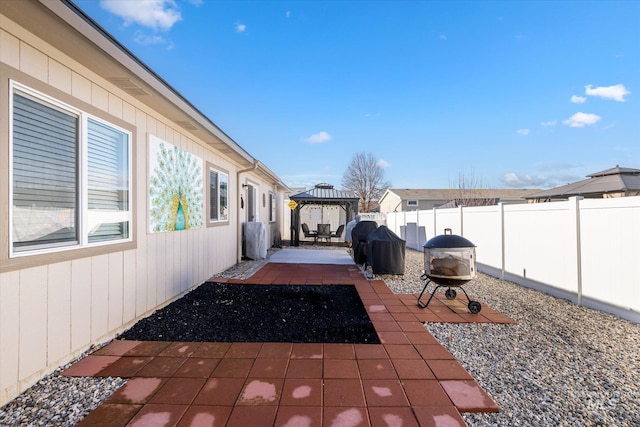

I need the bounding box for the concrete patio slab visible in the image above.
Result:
[268,248,354,264]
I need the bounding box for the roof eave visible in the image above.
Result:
[21,0,261,170]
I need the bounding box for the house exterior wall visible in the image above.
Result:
[379,194,446,213]
[379,191,458,214]
[380,189,533,214]
[410,200,446,211]
[378,192,402,213]
[0,10,282,406]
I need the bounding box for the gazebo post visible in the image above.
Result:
[290,206,300,246]
[295,206,300,246]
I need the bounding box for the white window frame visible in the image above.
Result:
[269,191,276,222]
[407,200,419,207]
[207,164,229,224]
[9,81,132,257]
[246,180,259,222]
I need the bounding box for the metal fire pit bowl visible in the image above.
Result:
[417,228,482,314]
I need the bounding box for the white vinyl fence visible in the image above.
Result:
[386,196,640,323]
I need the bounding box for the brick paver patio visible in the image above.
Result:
[63,262,512,426]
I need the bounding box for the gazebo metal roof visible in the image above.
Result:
[290,183,359,203]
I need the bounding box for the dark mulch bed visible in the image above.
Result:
[119,283,380,344]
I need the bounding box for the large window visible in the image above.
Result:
[10,82,131,255]
[208,165,228,223]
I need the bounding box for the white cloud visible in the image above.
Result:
[571,95,586,104]
[585,84,630,102]
[502,170,583,189]
[502,172,548,187]
[303,131,332,144]
[235,22,247,32]
[439,34,447,41]
[378,159,390,168]
[100,0,182,31]
[540,120,557,127]
[134,32,166,46]
[517,129,530,136]
[563,112,601,128]
[286,11,291,18]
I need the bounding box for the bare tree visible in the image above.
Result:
[342,152,391,212]
[446,169,497,207]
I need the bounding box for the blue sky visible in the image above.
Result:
[74,0,640,190]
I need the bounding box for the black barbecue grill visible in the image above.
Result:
[417,228,482,314]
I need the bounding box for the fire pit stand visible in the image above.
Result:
[417,274,482,313]
[417,229,482,314]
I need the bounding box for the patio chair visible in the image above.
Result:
[331,224,345,239]
[301,223,318,243]
[317,223,331,242]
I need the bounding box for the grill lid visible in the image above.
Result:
[423,228,475,249]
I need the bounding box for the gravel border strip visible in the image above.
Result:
[0,347,126,427]
[379,249,640,427]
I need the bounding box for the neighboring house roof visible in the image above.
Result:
[381,188,539,202]
[525,166,640,200]
[3,0,287,189]
[291,183,359,202]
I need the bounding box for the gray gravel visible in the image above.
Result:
[377,248,640,427]
[0,347,126,427]
[1,246,639,426]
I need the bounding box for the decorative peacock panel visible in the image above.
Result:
[148,135,203,233]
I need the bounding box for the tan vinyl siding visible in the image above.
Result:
[0,7,260,405]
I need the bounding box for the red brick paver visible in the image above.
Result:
[65,262,510,426]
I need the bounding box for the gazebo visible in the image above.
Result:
[289,183,359,246]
